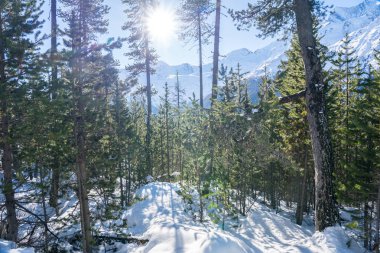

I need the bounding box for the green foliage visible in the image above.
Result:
[1,0,380,249]
[345,221,359,230]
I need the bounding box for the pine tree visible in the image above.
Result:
[122,0,158,177]
[48,0,62,213]
[60,0,110,251]
[178,0,213,107]
[0,0,43,242]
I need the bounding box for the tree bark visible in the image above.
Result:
[294,0,338,231]
[0,12,18,242]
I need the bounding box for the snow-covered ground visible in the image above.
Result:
[0,181,366,252]
[0,240,34,253]
[114,182,363,253]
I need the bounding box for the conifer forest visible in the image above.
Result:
[0,0,379,252]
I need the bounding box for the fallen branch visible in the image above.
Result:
[94,235,149,245]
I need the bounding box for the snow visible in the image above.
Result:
[340,210,353,222]
[0,178,365,252]
[120,182,250,253]
[0,240,34,253]
[117,182,363,253]
[312,227,363,253]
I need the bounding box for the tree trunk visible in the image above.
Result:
[376,182,380,253]
[51,0,58,96]
[75,2,93,250]
[196,160,203,222]
[197,12,204,108]
[0,101,18,242]
[211,0,221,106]
[38,164,49,252]
[165,84,170,181]
[127,156,132,204]
[145,38,152,177]
[296,143,309,225]
[208,0,221,179]
[49,158,60,215]
[294,0,338,231]
[119,162,124,208]
[74,87,92,253]
[0,13,18,242]
[364,202,370,250]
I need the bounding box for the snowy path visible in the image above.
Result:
[119,182,363,253]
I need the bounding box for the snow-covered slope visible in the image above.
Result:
[122,0,380,105]
[116,182,363,253]
[0,240,34,253]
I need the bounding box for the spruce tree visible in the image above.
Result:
[275,36,312,225]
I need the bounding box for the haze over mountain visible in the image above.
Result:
[121,0,380,105]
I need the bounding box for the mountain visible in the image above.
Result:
[121,0,380,106]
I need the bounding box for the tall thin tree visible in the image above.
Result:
[122,0,158,176]
[211,0,221,107]
[61,0,109,250]
[178,0,213,107]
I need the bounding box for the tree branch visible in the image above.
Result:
[15,203,59,240]
[279,90,306,104]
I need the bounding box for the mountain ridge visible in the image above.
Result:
[120,0,380,105]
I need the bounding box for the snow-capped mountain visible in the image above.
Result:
[122,0,380,105]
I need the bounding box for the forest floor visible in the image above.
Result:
[108,182,364,253]
[0,181,366,253]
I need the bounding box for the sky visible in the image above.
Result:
[41,0,364,67]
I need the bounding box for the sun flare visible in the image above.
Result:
[146,7,176,43]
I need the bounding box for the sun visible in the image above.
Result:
[146,7,176,43]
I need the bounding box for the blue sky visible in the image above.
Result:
[41,0,364,67]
